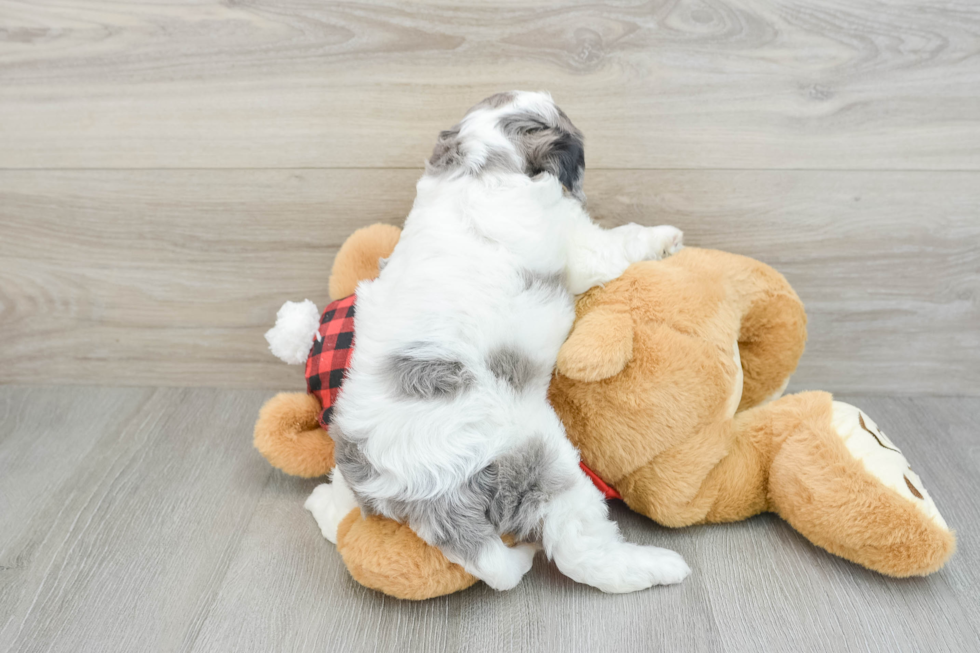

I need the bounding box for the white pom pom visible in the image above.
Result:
[265,300,320,365]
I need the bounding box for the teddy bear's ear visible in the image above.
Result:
[329,223,402,300]
[556,303,633,382]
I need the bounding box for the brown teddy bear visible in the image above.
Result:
[255,224,955,599]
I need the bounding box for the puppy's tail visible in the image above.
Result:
[329,223,402,300]
[254,392,336,478]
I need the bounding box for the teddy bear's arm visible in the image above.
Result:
[254,392,335,478]
[557,300,633,382]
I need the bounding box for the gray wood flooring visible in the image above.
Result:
[1,386,977,652]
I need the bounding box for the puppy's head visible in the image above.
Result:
[427,91,586,201]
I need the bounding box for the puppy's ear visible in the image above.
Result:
[428,127,462,170]
[502,113,585,201]
[526,128,585,201]
[556,302,633,382]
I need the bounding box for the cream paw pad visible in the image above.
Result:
[831,401,949,530]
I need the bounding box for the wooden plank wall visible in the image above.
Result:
[1,0,978,394]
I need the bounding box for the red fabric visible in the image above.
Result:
[305,294,357,429]
[579,461,622,500]
[304,293,622,500]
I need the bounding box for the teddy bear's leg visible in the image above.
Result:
[736,289,806,410]
[334,508,479,600]
[618,419,772,527]
[677,248,807,410]
[729,264,807,411]
[760,391,955,576]
[307,470,531,596]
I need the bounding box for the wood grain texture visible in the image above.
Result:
[2,0,977,647]
[699,394,980,653]
[2,169,977,394]
[1,0,979,169]
[590,170,980,396]
[0,387,977,652]
[0,386,274,653]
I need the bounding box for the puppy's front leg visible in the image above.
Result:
[565,221,683,295]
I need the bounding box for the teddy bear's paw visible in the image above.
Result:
[593,544,691,593]
[643,225,684,260]
[304,473,358,544]
[831,402,948,530]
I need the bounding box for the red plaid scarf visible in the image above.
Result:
[303,293,620,500]
[305,294,356,429]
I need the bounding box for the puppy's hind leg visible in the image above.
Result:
[541,465,691,593]
[407,469,539,592]
[460,538,537,592]
[305,468,359,543]
[414,514,537,592]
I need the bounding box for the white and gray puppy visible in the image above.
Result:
[306,91,690,593]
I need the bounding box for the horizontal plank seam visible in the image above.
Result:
[1,167,980,173]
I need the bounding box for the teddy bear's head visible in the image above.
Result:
[549,247,807,511]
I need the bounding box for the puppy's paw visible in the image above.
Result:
[305,483,347,544]
[481,559,532,592]
[638,546,691,586]
[468,542,537,591]
[644,226,684,260]
[595,544,691,593]
[511,542,537,577]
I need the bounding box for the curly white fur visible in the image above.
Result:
[313,91,690,593]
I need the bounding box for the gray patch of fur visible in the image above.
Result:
[519,268,566,294]
[391,468,499,560]
[333,425,570,559]
[518,269,571,309]
[329,425,380,514]
[378,256,389,271]
[333,441,373,490]
[486,346,538,393]
[379,440,570,560]
[486,440,571,541]
[388,346,475,400]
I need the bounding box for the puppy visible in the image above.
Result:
[307,91,690,592]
